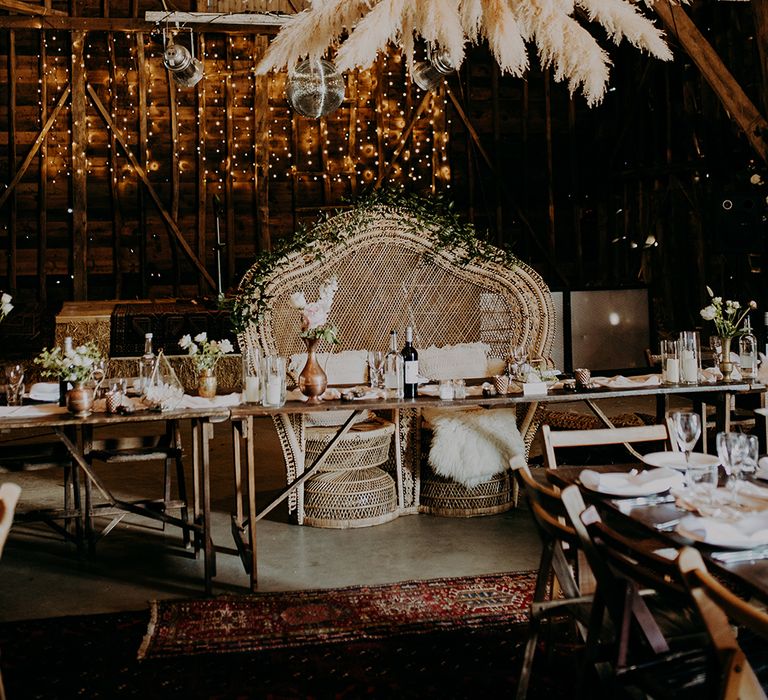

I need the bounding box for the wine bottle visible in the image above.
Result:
[739,317,757,381]
[764,311,768,359]
[383,330,404,399]
[59,336,74,406]
[139,332,155,393]
[401,326,419,398]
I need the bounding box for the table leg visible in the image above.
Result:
[246,415,258,591]
[393,408,404,510]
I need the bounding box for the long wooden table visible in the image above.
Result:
[547,465,768,604]
[230,379,764,591]
[0,405,229,593]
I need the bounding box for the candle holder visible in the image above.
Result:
[262,355,286,408]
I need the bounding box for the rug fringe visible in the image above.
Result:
[137,600,159,661]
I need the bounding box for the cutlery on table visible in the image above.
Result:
[711,548,768,564]
[610,494,676,508]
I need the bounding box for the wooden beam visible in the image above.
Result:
[7,29,17,291]
[0,14,282,32]
[135,25,148,297]
[37,26,48,303]
[87,83,217,289]
[253,34,270,252]
[107,29,124,298]
[71,30,87,300]
[144,11,287,26]
[196,32,208,292]
[653,1,768,164]
[753,0,768,117]
[0,85,70,211]
[0,0,65,15]
[544,69,555,254]
[168,68,181,296]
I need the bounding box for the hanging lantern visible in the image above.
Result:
[163,29,203,88]
[286,59,345,119]
[411,47,456,93]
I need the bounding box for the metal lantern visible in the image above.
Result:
[163,41,204,88]
[411,47,456,92]
[286,59,345,119]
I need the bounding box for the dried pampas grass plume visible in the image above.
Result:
[256,0,676,106]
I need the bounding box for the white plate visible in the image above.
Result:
[579,469,683,497]
[641,451,720,472]
[676,516,768,550]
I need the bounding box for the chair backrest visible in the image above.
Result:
[515,465,578,548]
[542,423,674,469]
[238,203,555,363]
[0,483,21,559]
[678,547,768,700]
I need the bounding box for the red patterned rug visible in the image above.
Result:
[139,570,537,659]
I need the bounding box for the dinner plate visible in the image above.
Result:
[579,468,683,497]
[641,451,720,472]
[676,515,768,550]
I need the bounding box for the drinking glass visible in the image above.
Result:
[92,358,108,397]
[709,335,723,367]
[687,463,718,504]
[671,411,701,468]
[5,364,24,406]
[716,431,749,498]
[660,340,679,385]
[368,351,385,389]
[509,344,528,380]
[743,434,759,474]
[678,331,700,385]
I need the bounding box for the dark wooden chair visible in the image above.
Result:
[0,482,21,700]
[513,465,592,699]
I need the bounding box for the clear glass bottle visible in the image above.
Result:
[401,325,419,398]
[139,332,155,393]
[59,336,74,405]
[383,330,404,399]
[739,317,757,381]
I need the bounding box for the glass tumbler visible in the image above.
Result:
[660,340,679,385]
[678,331,700,385]
[261,356,286,408]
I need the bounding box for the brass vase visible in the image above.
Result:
[720,337,733,383]
[66,382,94,418]
[298,337,327,402]
[198,368,217,398]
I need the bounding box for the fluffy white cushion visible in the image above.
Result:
[288,349,368,386]
[423,407,526,488]
[418,342,491,380]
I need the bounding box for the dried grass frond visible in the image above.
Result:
[481,0,528,77]
[414,0,466,68]
[335,0,409,71]
[459,0,484,39]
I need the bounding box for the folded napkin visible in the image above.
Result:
[678,511,768,547]
[28,382,60,402]
[591,374,661,389]
[580,467,683,495]
[757,456,768,481]
[418,383,502,397]
[700,366,742,383]
[179,393,242,409]
[0,405,69,418]
[285,388,342,403]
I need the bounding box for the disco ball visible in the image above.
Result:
[286,59,345,119]
[411,48,456,92]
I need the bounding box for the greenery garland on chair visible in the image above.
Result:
[231,188,520,334]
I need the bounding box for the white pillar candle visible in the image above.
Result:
[266,377,282,406]
[664,358,680,384]
[243,376,260,403]
[680,350,697,382]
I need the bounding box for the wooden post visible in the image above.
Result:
[544,69,555,255]
[134,4,148,297]
[754,0,768,117]
[374,54,385,184]
[253,34,270,252]
[37,26,47,302]
[107,31,124,298]
[70,30,88,300]
[653,1,768,164]
[491,64,503,244]
[224,37,235,289]
[168,64,181,296]
[346,70,359,197]
[196,32,208,293]
[7,30,17,292]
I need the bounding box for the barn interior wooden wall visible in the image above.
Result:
[0,0,766,345]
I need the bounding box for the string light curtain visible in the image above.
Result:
[256,0,674,106]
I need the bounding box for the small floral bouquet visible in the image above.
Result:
[179,332,234,372]
[0,291,13,323]
[34,340,104,383]
[700,286,757,338]
[289,276,340,345]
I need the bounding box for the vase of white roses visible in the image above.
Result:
[0,291,13,324]
[179,332,234,398]
[289,276,339,402]
[700,286,757,382]
[34,340,104,416]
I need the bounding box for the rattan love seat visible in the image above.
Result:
[237,198,554,526]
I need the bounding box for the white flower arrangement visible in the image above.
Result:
[0,291,13,323]
[179,332,234,372]
[34,341,104,384]
[289,276,340,345]
[700,286,757,339]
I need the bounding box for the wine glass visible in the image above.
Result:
[716,431,749,502]
[708,335,723,367]
[671,411,701,469]
[91,358,108,397]
[5,364,24,406]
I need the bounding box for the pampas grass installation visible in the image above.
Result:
[256,0,675,106]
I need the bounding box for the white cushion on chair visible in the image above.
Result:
[418,342,491,380]
[288,349,369,386]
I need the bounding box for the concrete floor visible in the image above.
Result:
[0,395,671,622]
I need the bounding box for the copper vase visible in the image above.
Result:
[198,369,217,398]
[298,337,327,402]
[66,382,94,418]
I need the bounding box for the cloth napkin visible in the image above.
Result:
[285,387,342,403]
[580,467,683,495]
[0,405,69,418]
[179,393,243,409]
[757,456,768,481]
[28,382,60,402]
[700,366,742,383]
[590,374,661,389]
[418,383,496,397]
[678,511,768,547]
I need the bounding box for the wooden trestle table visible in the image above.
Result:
[230,379,765,592]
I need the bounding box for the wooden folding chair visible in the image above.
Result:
[678,547,768,700]
[513,465,593,699]
[542,423,674,469]
[560,485,708,698]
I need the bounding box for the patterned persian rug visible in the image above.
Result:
[139,570,537,659]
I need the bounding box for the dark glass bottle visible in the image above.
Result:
[401,326,419,399]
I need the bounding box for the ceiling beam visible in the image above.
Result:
[0,0,65,16]
[653,1,768,164]
[0,13,284,32]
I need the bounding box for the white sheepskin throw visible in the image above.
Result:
[423,407,526,489]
